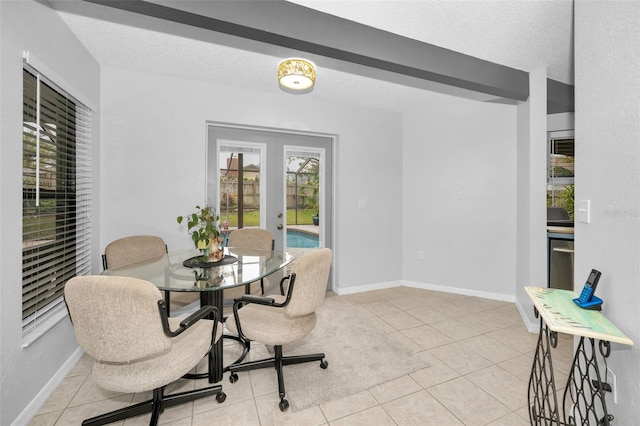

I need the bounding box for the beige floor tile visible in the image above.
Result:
[361,300,401,316]
[246,368,278,397]
[430,342,493,375]
[499,352,536,381]
[27,410,61,426]
[254,392,327,426]
[193,378,247,414]
[319,389,378,422]
[441,297,497,317]
[457,308,522,333]
[67,353,94,377]
[36,375,87,415]
[386,331,425,353]
[429,318,483,340]
[459,334,523,363]
[389,295,434,311]
[487,325,539,353]
[379,311,425,330]
[329,405,396,426]
[369,375,422,404]
[55,395,134,425]
[466,365,529,410]
[410,352,460,388]
[383,390,464,425]
[401,324,453,350]
[68,373,130,407]
[192,399,260,426]
[406,306,450,324]
[486,411,531,425]
[340,292,384,305]
[428,376,511,425]
[349,303,376,318]
[365,316,397,334]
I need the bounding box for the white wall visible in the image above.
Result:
[99,67,404,291]
[0,1,100,424]
[575,1,640,421]
[401,99,518,300]
[515,67,548,328]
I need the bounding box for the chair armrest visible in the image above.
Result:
[231,277,296,341]
[158,301,218,338]
[180,305,215,328]
[236,294,275,306]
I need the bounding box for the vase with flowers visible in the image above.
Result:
[177,204,224,262]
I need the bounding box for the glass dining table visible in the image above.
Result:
[102,247,293,383]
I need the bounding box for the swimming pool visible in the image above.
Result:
[286,230,319,248]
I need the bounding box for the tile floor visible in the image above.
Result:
[29,286,573,425]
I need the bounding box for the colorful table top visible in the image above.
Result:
[525,286,633,346]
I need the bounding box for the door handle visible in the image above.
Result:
[277,224,283,230]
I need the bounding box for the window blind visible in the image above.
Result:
[22,67,92,340]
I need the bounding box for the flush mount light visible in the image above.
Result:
[278,58,316,91]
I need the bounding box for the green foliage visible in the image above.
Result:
[177,204,220,248]
[561,184,575,221]
[218,208,316,227]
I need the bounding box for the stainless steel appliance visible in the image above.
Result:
[548,227,574,290]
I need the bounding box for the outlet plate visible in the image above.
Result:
[418,250,425,260]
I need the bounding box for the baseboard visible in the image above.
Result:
[515,297,539,333]
[332,280,401,296]
[402,280,517,303]
[13,346,84,426]
[335,280,517,303]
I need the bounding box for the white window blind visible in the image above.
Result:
[22,66,92,343]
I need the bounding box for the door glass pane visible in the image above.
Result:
[285,150,320,252]
[218,146,262,237]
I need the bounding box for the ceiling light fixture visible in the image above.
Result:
[278,58,316,91]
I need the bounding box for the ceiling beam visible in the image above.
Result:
[82,0,533,102]
[75,0,573,111]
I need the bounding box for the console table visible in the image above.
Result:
[525,286,633,425]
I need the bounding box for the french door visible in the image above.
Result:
[206,123,333,271]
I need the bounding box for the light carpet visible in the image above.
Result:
[273,295,431,412]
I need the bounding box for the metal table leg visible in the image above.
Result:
[563,338,613,425]
[528,308,563,425]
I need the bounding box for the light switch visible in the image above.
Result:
[577,199,591,224]
[358,198,367,208]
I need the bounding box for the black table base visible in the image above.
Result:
[528,307,613,426]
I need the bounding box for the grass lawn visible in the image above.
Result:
[220,208,316,227]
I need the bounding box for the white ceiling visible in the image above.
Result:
[55,0,574,112]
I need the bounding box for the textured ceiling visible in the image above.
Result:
[289,0,574,85]
[54,0,574,112]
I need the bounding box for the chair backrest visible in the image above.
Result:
[65,275,171,362]
[284,248,333,317]
[227,228,274,250]
[104,235,167,270]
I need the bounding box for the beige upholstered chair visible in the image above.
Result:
[102,235,199,314]
[64,275,225,425]
[225,248,333,411]
[224,228,274,300]
[102,235,167,270]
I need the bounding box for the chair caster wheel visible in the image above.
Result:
[229,373,239,383]
[216,392,226,403]
[320,359,328,369]
[279,399,289,412]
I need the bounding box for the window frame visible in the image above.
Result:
[21,65,93,347]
